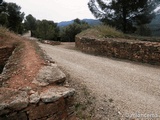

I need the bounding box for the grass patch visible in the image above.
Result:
[78,25,125,38]
[30,41,45,60]
[0,26,8,37]
[93,25,125,38]
[73,85,96,120]
[77,25,160,42]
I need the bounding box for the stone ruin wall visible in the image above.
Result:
[75,36,160,65]
[0,43,75,120]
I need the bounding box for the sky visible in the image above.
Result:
[5,0,95,22]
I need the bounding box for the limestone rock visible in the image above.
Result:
[33,65,66,86]
[0,88,29,115]
[29,92,40,104]
[40,86,75,103]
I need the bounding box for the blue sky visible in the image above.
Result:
[5,0,95,22]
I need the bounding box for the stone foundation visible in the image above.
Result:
[75,36,160,65]
[0,87,75,120]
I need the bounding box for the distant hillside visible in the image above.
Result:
[82,19,101,26]
[58,19,101,27]
[148,13,160,36]
[58,20,74,27]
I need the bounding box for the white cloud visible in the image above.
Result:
[5,0,95,22]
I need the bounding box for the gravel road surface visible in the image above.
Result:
[40,42,160,119]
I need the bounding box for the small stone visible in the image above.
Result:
[29,90,36,94]
[100,107,104,111]
[29,92,40,104]
[118,111,121,115]
[20,86,32,92]
[51,63,57,67]
[32,79,48,86]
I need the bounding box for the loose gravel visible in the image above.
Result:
[40,42,160,120]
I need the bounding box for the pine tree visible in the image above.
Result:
[0,0,3,4]
[24,14,37,35]
[88,0,160,33]
[0,2,24,33]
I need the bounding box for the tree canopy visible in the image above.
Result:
[88,0,160,33]
[60,18,90,42]
[24,14,37,33]
[0,0,3,4]
[34,20,59,40]
[0,2,24,33]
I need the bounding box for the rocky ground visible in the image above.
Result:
[0,29,75,120]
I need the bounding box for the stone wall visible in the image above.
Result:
[0,87,75,120]
[0,41,75,120]
[0,59,75,120]
[0,46,14,74]
[75,36,160,65]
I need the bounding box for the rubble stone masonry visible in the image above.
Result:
[76,36,160,65]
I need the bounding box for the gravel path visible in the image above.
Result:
[40,42,160,119]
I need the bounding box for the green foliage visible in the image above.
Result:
[60,18,90,42]
[0,0,3,4]
[149,14,160,36]
[0,2,24,33]
[23,14,59,40]
[34,20,59,40]
[24,14,37,34]
[135,25,152,36]
[88,0,160,33]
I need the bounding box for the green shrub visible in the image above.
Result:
[135,25,152,36]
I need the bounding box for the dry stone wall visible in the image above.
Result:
[0,42,75,120]
[0,63,75,120]
[0,86,75,120]
[76,36,160,65]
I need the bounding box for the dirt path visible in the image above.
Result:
[40,42,160,120]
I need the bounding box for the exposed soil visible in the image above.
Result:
[6,40,44,89]
[0,30,45,91]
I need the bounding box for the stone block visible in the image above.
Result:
[33,65,66,86]
[40,86,75,103]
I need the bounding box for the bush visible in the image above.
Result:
[135,25,152,36]
[60,19,90,42]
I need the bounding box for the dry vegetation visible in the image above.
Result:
[78,25,160,42]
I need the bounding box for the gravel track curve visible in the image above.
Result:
[40,42,160,119]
